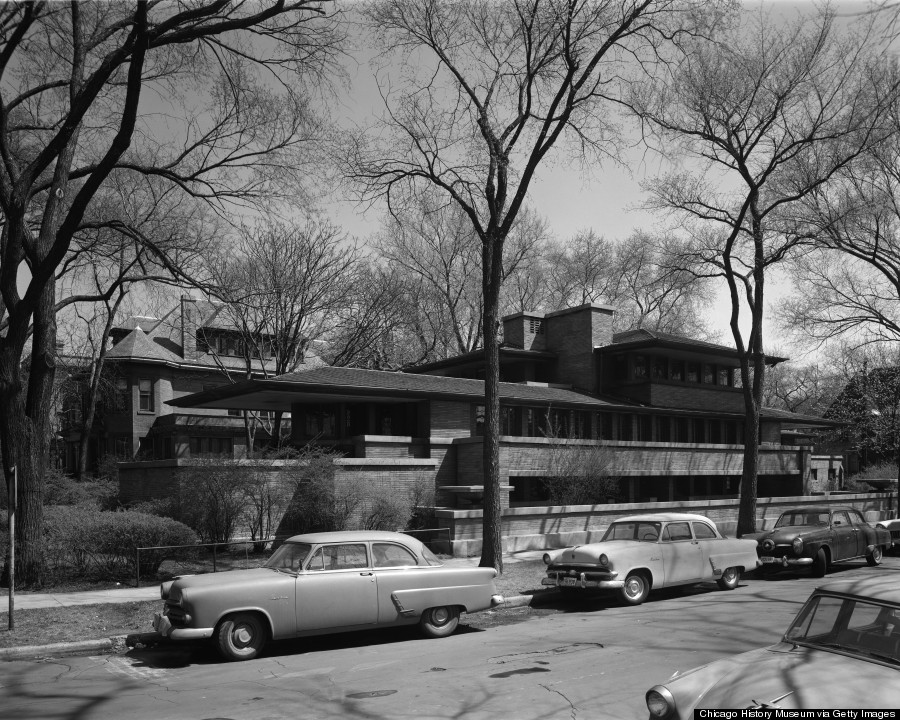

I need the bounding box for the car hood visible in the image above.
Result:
[666,643,900,711]
[550,540,643,563]
[173,567,280,591]
[753,526,825,544]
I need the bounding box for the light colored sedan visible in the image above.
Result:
[138,530,502,661]
[541,513,759,605]
[646,576,900,717]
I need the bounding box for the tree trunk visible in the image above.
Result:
[479,233,504,573]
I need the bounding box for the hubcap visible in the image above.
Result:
[235,627,252,645]
[625,577,643,598]
[432,608,449,625]
[724,568,736,582]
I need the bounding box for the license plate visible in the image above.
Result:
[562,577,577,586]
[761,557,777,564]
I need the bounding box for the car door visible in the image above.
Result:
[371,541,422,623]
[659,521,704,586]
[830,510,856,560]
[847,509,869,557]
[691,520,720,579]
[296,543,378,632]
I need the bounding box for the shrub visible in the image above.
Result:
[43,467,118,509]
[44,505,198,578]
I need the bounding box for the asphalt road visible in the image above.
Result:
[2,557,898,720]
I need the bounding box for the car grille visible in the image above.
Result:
[165,604,189,627]
[547,566,615,581]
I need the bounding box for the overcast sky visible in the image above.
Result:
[318,0,879,354]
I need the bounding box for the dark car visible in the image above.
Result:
[747,505,891,577]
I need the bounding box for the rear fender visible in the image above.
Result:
[390,586,492,617]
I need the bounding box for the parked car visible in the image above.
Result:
[540,513,759,605]
[134,530,502,661]
[875,517,900,555]
[645,575,900,717]
[747,505,891,577]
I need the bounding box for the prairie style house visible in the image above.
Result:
[152,303,835,511]
[59,296,321,472]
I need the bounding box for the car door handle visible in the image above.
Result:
[360,572,373,576]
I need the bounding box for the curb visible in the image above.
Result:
[0,636,123,661]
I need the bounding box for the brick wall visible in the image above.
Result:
[544,305,614,393]
[430,400,473,438]
[648,383,746,413]
[436,492,895,556]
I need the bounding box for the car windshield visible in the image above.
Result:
[264,542,312,571]
[775,511,829,528]
[785,593,900,666]
[601,521,662,542]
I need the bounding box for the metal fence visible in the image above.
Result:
[134,538,275,588]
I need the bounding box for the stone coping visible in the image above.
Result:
[335,458,438,467]
[434,492,890,519]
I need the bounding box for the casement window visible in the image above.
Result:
[138,378,154,412]
[114,377,128,411]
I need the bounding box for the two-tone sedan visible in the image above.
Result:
[131,530,502,661]
[748,505,891,577]
[541,513,759,605]
[646,575,900,717]
[876,516,900,554]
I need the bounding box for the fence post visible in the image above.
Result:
[135,548,140,588]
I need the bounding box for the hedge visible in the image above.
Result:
[44,505,199,578]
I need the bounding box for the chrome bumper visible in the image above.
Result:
[760,556,812,567]
[153,612,215,641]
[542,573,624,590]
[490,594,504,607]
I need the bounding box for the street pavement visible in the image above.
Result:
[4,558,896,720]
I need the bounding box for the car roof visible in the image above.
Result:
[284,530,422,546]
[816,576,900,606]
[779,505,858,514]
[613,513,715,523]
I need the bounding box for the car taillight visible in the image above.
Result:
[646,686,675,718]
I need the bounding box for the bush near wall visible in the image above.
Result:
[44,506,198,579]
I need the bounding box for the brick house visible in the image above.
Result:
[59,295,321,472]
[155,303,835,511]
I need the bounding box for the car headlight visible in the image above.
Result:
[646,686,676,718]
[598,553,609,567]
[792,537,804,554]
[543,553,552,565]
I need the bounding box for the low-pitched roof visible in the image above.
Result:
[106,328,182,363]
[606,328,788,365]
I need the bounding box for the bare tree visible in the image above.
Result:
[209,218,359,446]
[631,6,896,535]
[348,0,710,572]
[0,1,339,586]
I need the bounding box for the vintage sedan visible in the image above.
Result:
[748,505,891,577]
[541,513,759,605]
[645,575,900,717]
[135,530,502,661]
[876,517,900,554]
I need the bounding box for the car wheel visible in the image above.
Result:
[619,572,650,606]
[716,567,741,591]
[812,548,829,578]
[420,606,460,638]
[867,545,884,566]
[215,612,267,662]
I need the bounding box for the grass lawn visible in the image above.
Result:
[0,559,550,650]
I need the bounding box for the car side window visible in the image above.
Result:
[849,509,866,525]
[692,522,717,540]
[662,522,692,542]
[831,511,851,527]
[306,544,369,571]
[373,543,417,568]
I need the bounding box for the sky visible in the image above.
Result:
[319,0,883,355]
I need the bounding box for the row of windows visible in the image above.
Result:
[478,406,746,445]
[615,354,737,387]
[196,330,275,360]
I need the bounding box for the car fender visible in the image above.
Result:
[211,605,278,637]
[390,585,493,617]
[708,548,760,574]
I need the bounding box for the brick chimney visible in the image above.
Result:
[544,303,615,392]
[502,311,547,351]
[181,296,200,361]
